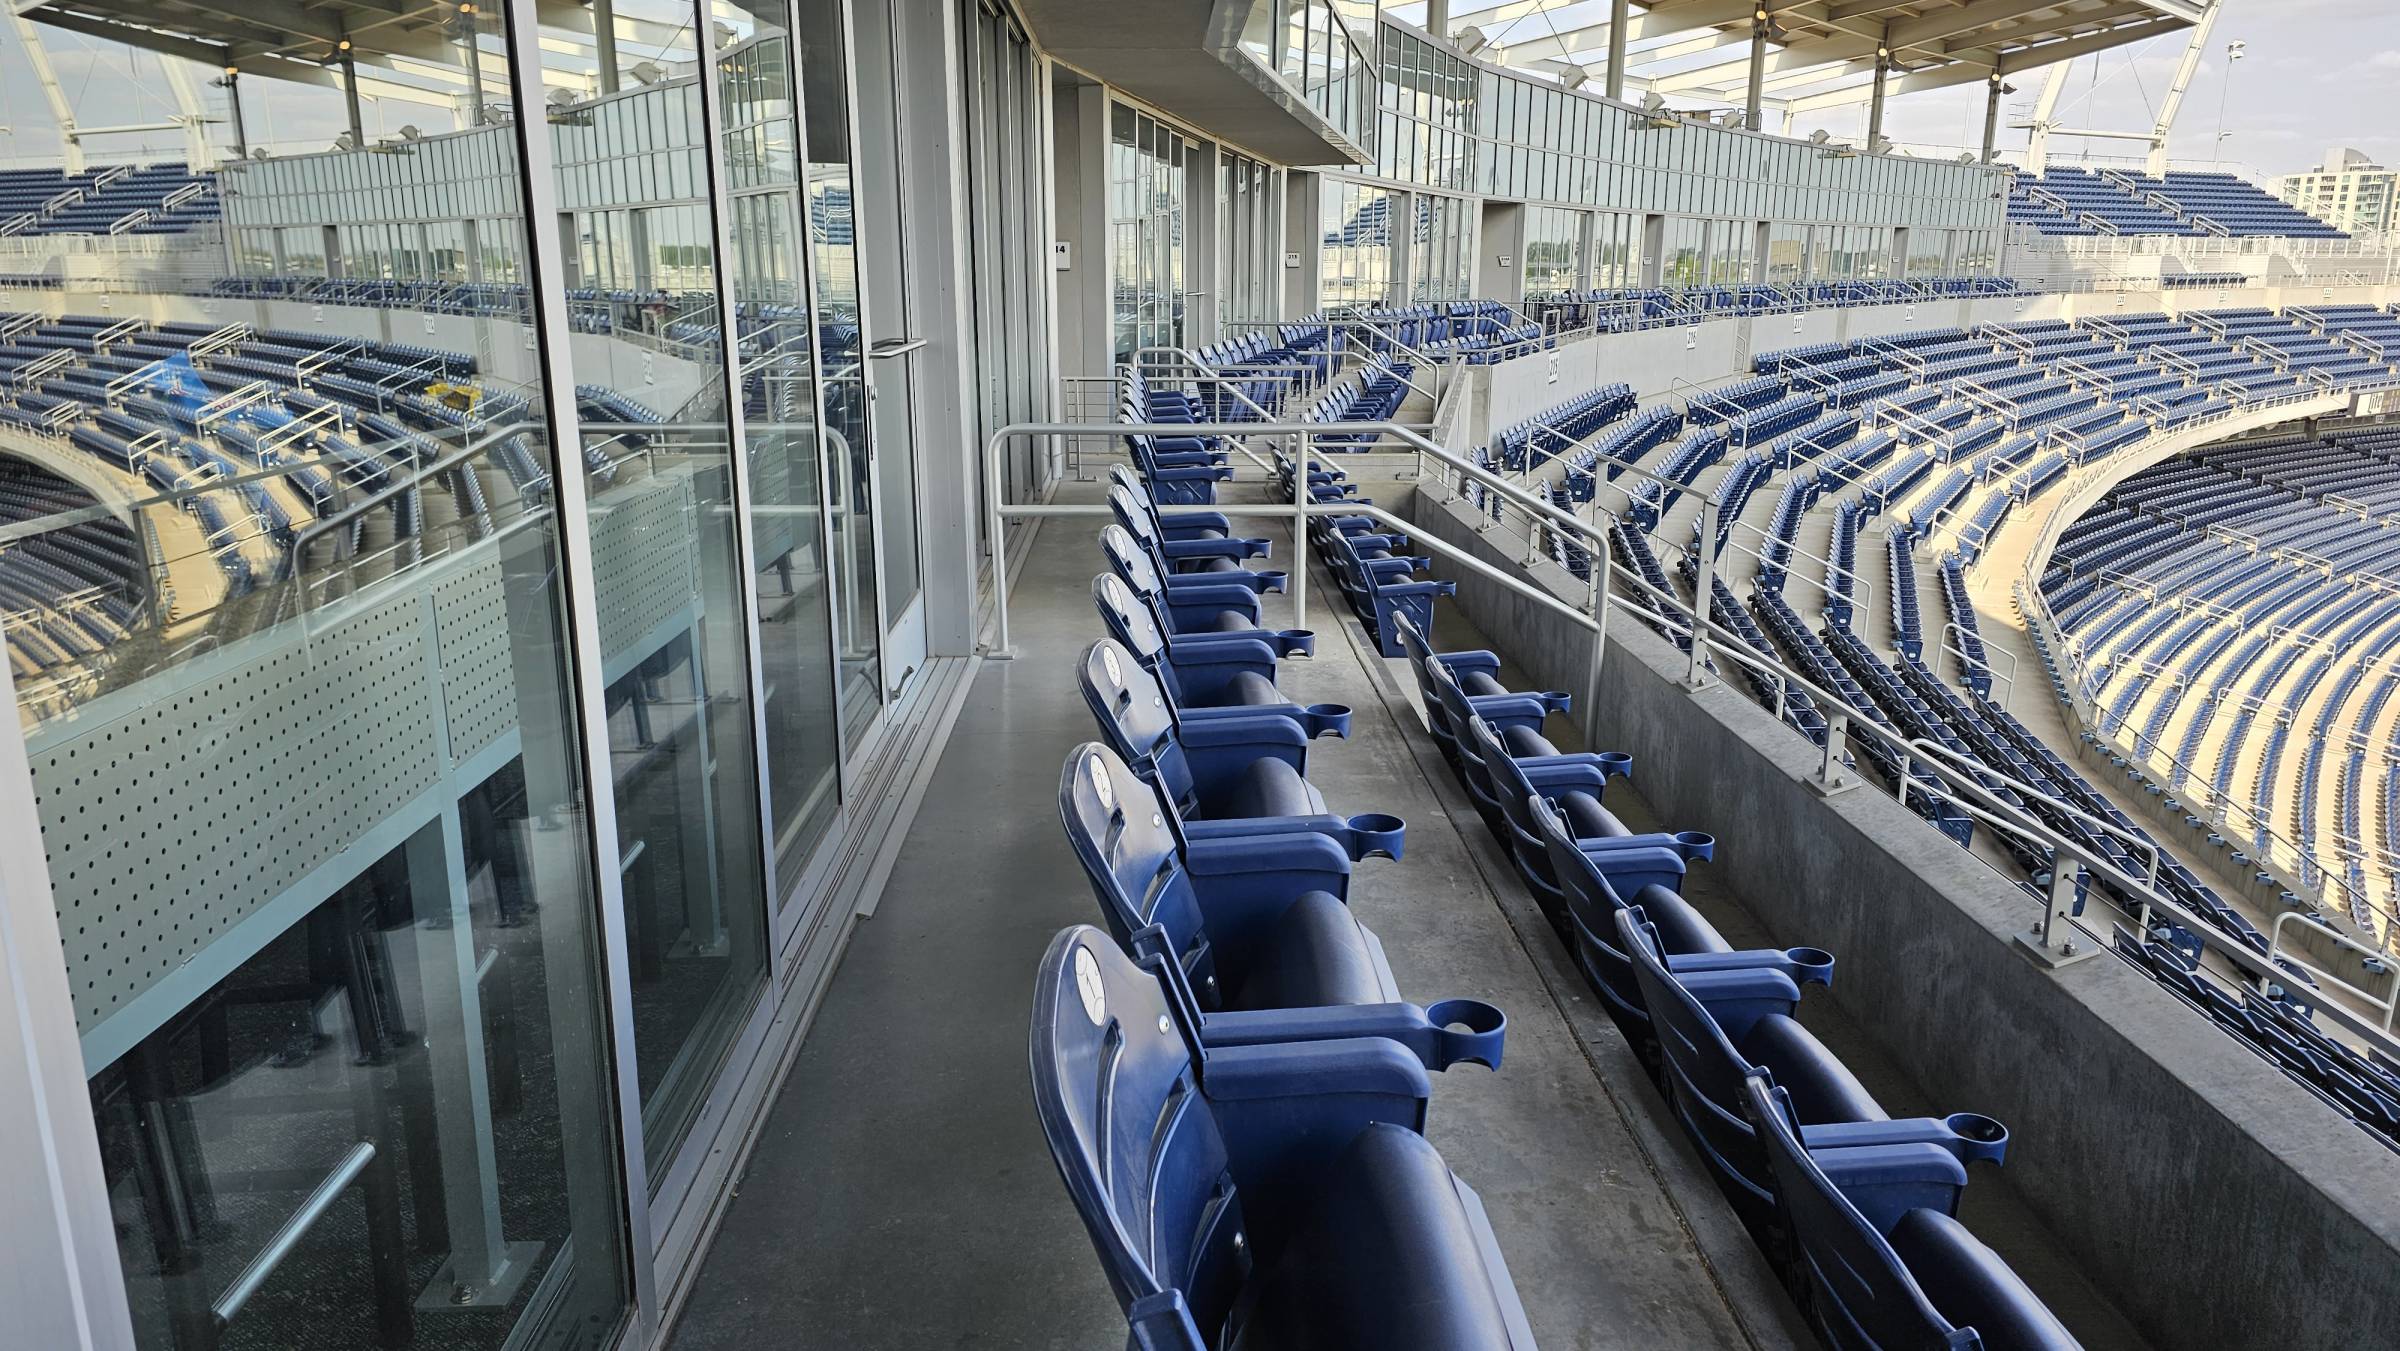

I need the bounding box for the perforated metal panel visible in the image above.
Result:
[35,591,445,1034]
[431,562,519,763]
[594,473,702,667]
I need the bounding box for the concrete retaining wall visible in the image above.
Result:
[1408,485,2400,1351]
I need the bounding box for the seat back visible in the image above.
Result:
[1093,573,1187,703]
[1534,792,1646,1017]
[1743,1074,1988,1351]
[1107,484,1172,560]
[1078,638,1199,821]
[1030,925,1245,1343]
[1429,662,1504,813]
[1099,522,1186,628]
[1059,743,1216,991]
[1617,906,1794,1216]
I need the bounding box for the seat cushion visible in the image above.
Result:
[1228,891,1384,1010]
[1223,670,1286,707]
[1558,791,1627,840]
[1887,1209,2082,1351]
[1232,1123,1520,1351]
[1628,882,1732,956]
[1208,756,1328,821]
[1738,1014,1887,1126]
[1500,725,1556,757]
[1459,670,1508,698]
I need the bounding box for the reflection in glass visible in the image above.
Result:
[1,3,631,1347]
[797,0,884,740]
[717,0,844,888]
[539,0,772,1180]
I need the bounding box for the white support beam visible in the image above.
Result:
[1781,14,2184,115]
[2023,50,2074,170]
[2148,0,2219,174]
[10,10,86,173]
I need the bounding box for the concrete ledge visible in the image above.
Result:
[1409,486,2400,1351]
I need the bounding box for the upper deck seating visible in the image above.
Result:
[1029,925,1527,1350]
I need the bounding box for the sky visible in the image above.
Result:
[0,0,2390,177]
[1388,0,2400,179]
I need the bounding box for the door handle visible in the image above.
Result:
[868,337,928,358]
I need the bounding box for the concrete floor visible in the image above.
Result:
[659,475,2145,1351]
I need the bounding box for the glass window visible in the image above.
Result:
[541,0,772,1182]
[719,0,841,884]
[6,6,637,1351]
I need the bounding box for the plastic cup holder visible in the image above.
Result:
[1345,813,1407,862]
[1597,751,1635,778]
[1301,703,1353,739]
[1278,630,1317,658]
[1944,1113,2010,1164]
[1674,831,1716,860]
[1253,570,1290,593]
[1423,997,1508,1071]
[1782,947,1836,986]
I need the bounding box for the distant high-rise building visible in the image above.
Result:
[2280,146,2397,235]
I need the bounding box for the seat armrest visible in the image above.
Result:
[1178,700,1350,740]
[1202,1037,1432,1106]
[1800,1113,2008,1168]
[1183,811,1405,863]
[1667,946,1834,989]
[1432,649,1503,678]
[1200,998,1506,1072]
[1671,965,1803,1034]
[1158,536,1258,561]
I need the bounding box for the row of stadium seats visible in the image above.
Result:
[1390,599,2076,1345]
[0,310,675,687]
[0,164,218,237]
[1032,404,1545,1347]
[1528,277,2022,333]
[2006,166,2345,239]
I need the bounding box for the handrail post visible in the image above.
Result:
[985,426,1014,660]
[1816,710,1853,795]
[1686,497,1718,688]
[1291,433,1308,629]
[2021,852,2098,967]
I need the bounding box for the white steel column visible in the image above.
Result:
[1604,0,1630,101]
[0,641,135,1350]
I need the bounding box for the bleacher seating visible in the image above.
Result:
[0,164,218,237]
[2005,165,2344,238]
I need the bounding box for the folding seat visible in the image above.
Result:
[1324,528,1456,658]
[1460,716,1712,924]
[1392,613,1566,774]
[1619,908,1998,1244]
[1741,1075,2072,1350]
[1061,745,1412,1013]
[1101,525,1310,653]
[1106,476,1281,585]
[1417,655,1569,833]
[1125,430,1233,505]
[1078,641,1378,840]
[1095,572,1314,714]
[1029,925,1527,1349]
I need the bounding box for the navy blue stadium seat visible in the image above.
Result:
[1029,925,1529,1350]
[1059,744,1400,1013]
[1095,573,1301,710]
[1101,524,1310,653]
[1078,640,1394,853]
[1741,1074,2075,1350]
